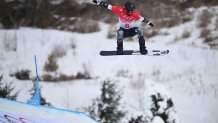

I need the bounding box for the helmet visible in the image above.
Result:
[125,2,136,13]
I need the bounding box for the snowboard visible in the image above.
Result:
[100,50,169,56]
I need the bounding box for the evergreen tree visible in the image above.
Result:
[86,80,126,123]
[0,75,19,100]
[149,93,179,123]
[128,115,147,123]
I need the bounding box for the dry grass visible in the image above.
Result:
[72,18,100,33]
[198,10,212,28]
[3,32,17,51]
[200,28,218,49]
[200,29,211,38]
[216,18,218,30]
[148,5,183,29]
[42,72,91,82]
[42,62,91,82]
[182,31,191,39]
[44,53,58,72]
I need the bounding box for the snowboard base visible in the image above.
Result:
[100,50,169,56]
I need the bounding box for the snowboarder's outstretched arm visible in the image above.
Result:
[140,17,154,27]
[92,0,154,27]
[92,0,112,10]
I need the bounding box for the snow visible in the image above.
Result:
[0,6,218,123]
[151,116,165,123]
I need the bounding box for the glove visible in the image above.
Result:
[92,0,100,4]
[148,22,154,27]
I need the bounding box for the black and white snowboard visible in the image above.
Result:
[100,50,169,56]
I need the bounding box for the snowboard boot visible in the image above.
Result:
[139,37,148,55]
[140,46,147,55]
[116,41,123,55]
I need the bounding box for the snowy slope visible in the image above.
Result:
[0,98,98,123]
[0,6,218,123]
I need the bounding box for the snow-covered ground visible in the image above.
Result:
[0,6,218,123]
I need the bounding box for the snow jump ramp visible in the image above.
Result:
[0,98,98,123]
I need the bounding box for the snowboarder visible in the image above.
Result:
[92,0,154,55]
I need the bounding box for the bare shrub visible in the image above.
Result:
[72,18,100,33]
[204,35,218,49]
[79,3,115,23]
[54,0,81,17]
[198,10,212,28]
[204,36,213,43]
[58,74,74,81]
[200,29,218,48]
[44,53,58,72]
[0,0,53,28]
[155,18,180,29]
[13,69,30,80]
[166,18,180,28]
[207,38,218,49]
[42,62,91,82]
[56,17,78,31]
[200,29,210,38]
[151,5,181,28]
[42,73,74,82]
[182,31,191,39]
[75,72,91,80]
[190,0,218,7]
[42,72,91,82]
[181,16,193,23]
[0,75,19,101]
[216,18,218,30]
[180,10,193,23]
[42,74,55,82]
